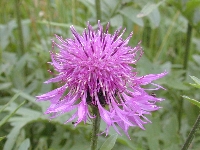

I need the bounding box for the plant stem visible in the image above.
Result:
[72,0,76,25]
[178,23,193,131]
[95,0,101,21]
[15,0,25,57]
[181,114,200,150]
[90,1,102,149]
[91,106,101,150]
[183,23,192,77]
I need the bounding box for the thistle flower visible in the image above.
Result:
[36,21,167,137]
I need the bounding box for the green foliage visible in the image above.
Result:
[182,95,200,108]
[183,76,200,108]
[0,0,200,149]
[99,134,118,150]
[167,0,200,28]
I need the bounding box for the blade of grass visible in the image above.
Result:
[0,93,20,113]
[0,101,26,127]
[154,11,180,62]
[12,89,41,107]
[37,20,84,31]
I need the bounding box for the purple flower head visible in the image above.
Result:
[36,21,167,137]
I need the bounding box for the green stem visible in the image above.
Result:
[47,1,53,36]
[178,23,193,131]
[72,0,76,25]
[15,0,24,57]
[181,114,200,150]
[90,1,102,149]
[95,0,101,21]
[183,23,192,77]
[91,106,101,150]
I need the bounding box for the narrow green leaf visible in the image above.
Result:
[0,92,20,113]
[120,7,144,26]
[182,95,200,109]
[147,7,160,28]
[190,76,200,85]
[0,101,26,127]
[0,82,12,90]
[3,125,23,150]
[189,83,200,89]
[137,1,163,18]
[12,89,41,107]
[18,138,30,150]
[146,117,160,150]
[110,15,123,27]
[99,134,118,150]
[37,21,84,31]
[162,116,179,147]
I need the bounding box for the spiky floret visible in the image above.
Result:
[36,21,167,137]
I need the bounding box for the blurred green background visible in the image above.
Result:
[0,0,200,150]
